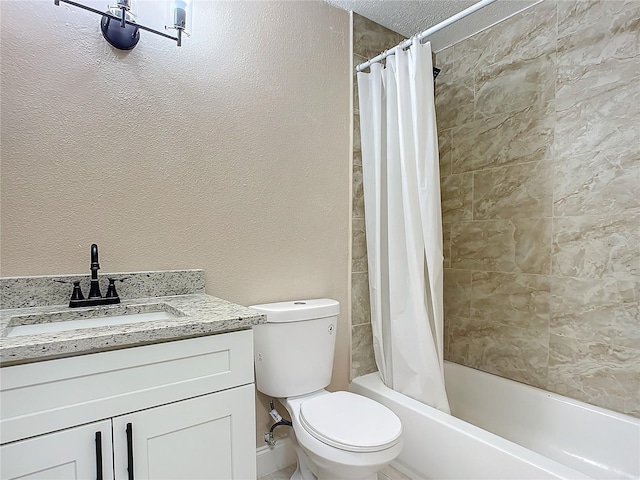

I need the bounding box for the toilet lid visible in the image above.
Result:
[299,391,402,453]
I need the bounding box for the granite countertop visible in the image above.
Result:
[0,294,265,366]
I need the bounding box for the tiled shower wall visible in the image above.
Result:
[351,14,404,379]
[436,0,639,417]
[351,1,639,417]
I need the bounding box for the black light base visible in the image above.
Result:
[101,15,140,50]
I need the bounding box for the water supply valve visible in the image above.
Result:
[264,431,277,447]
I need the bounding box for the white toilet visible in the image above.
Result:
[251,299,403,480]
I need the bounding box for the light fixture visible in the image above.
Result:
[53,0,192,50]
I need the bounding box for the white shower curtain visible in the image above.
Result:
[357,40,450,413]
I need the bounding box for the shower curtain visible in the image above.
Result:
[357,40,450,413]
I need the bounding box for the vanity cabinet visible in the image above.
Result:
[0,420,114,479]
[113,385,255,480]
[0,330,256,480]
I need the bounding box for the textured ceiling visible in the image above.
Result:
[325,0,541,52]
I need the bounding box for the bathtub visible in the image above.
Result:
[350,361,640,480]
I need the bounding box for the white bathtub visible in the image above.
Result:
[350,361,640,480]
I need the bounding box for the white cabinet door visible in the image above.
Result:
[0,420,114,480]
[113,384,256,480]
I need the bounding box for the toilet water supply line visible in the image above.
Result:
[265,399,293,446]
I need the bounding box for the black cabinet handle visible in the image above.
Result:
[95,431,103,480]
[126,423,134,480]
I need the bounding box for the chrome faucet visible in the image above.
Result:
[58,244,125,308]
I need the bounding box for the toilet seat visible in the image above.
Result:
[299,391,402,453]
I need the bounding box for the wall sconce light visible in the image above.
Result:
[53,0,192,50]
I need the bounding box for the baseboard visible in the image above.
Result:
[256,436,296,477]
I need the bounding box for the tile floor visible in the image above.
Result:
[258,463,412,480]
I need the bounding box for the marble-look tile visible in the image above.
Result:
[452,102,554,174]
[434,46,454,84]
[444,315,467,363]
[557,0,640,67]
[450,37,478,82]
[556,52,639,110]
[555,71,639,158]
[473,160,552,220]
[548,334,640,418]
[555,15,640,158]
[353,113,361,159]
[352,272,371,326]
[352,218,368,273]
[353,149,362,168]
[354,54,367,88]
[556,22,639,106]
[441,173,473,223]
[451,218,551,274]
[471,271,550,330]
[475,54,556,119]
[550,276,640,349]
[354,55,365,103]
[513,218,552,275]
[447,315,549,389]
[552,209,640,280]
[354,53,367,67]
[443,268,471,318]
[442,223,451,268]
[438,128,452,176]
[554,149,640,217]
[435,77,474,131]
[428,0,640,420]
[353,13,404,58]
[453,0,557,78]
[443,304,451,359]
[353,163,364,218]
[351,323,377,378]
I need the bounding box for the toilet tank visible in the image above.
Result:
[251,299,340,398]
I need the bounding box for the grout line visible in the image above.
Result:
[443,266,634,284]
[471,171,476,221]
[447,157,553,176]
[444,216,554,223]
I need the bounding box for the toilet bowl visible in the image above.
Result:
[251,299,403,480]
[283,390,403,480]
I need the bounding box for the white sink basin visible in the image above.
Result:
[6,310,178,338]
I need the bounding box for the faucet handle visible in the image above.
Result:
[107,277,130,283]
[54,279,85,301]
[105,277,129,299]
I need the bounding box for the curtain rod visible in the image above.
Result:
[355,0,497,73]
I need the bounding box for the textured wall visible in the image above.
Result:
[351,14,405,380]
[436,0,639,417]
[0,0,351,445]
